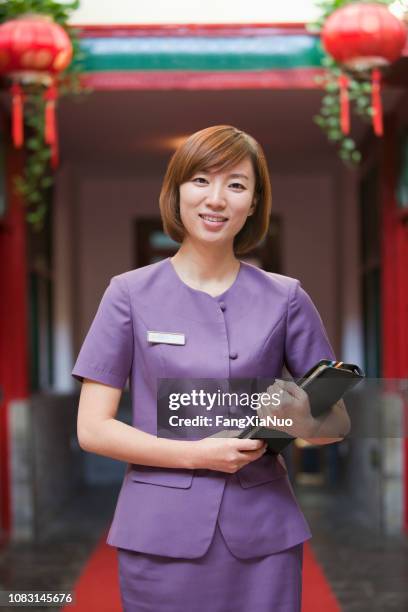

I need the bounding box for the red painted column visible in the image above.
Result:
[397,214,408,533]
[380,114,408,533]
[0,139,29,546]
[399,222,408,533]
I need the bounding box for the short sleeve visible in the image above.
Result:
[71,275,133,389]
[284,280,336,379]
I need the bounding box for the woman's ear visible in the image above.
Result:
[247,199,257,217]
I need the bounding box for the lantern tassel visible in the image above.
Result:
[339,74,350,135]
[51,132,59,169]
[44,82,57,145]
[11,82,24,148]
[372,68,383,137]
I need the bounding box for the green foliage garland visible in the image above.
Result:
[0,0,85,230]
[309,0,395,165]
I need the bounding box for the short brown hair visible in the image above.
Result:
[159,125,272,255]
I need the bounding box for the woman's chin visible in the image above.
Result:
[189,232,232,248]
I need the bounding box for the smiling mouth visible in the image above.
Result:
[199,214,228,223]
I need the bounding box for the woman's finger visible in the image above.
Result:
[239,444,267,466]
[275,379,305,402]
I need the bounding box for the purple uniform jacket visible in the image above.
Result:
[72,257,336,559]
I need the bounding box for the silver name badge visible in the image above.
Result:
[147,331,186,345]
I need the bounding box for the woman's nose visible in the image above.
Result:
[205,187,226,207]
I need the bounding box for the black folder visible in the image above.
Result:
[237,359,365,454]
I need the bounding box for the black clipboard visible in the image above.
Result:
[237,359,365,454]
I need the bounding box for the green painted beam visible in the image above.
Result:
[78,35,325,72]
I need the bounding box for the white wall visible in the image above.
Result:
[273,173,338,349]
[53,162,76,392]
[74,172,161,344]
[70,0,321,25]
[337,165,364,366]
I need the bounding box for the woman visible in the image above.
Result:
[72,125,350,612]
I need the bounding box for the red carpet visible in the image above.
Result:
[62,529,121,612]
[302,541,341,612]
[64,533,340,612]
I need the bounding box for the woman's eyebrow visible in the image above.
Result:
[228,173,248,180]
[193,171,249,180]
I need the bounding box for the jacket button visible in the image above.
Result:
[229,351,238,359]
[219,301,226,311]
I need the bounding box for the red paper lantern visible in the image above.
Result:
[322,3,407,136]
[0,13,73,167]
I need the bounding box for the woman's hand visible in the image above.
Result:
[192,436,267,473]
[258,379,320,440]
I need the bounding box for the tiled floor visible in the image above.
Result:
[0,484,120,611]
[0,482,407,611]
[298,484,408,612]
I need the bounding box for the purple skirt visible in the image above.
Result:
[117,520,303,612]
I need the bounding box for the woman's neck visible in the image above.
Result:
[170,241,240,290]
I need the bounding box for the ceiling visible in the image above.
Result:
[2,85,405,173]
[57,87,377,173]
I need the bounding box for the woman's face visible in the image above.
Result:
[178,156,256,249]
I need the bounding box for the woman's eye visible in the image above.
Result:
[191,177,245,190]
